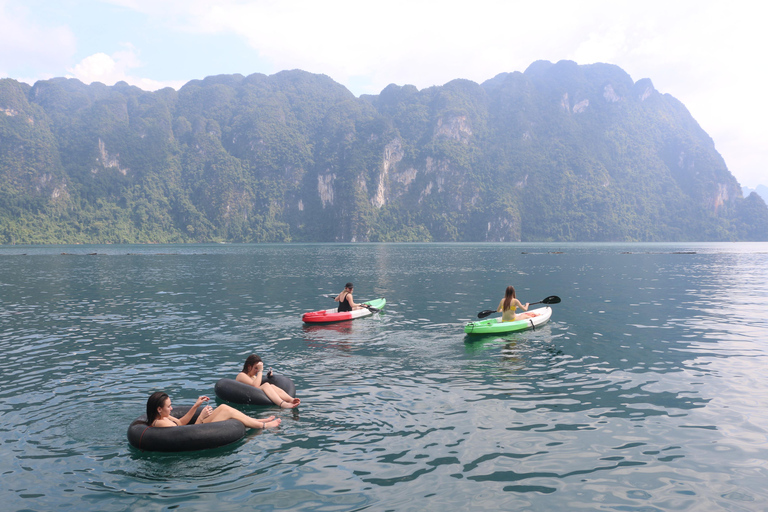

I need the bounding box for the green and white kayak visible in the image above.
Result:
[464,307,552,335]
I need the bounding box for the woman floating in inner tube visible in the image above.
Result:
[236,354,300,408]
[146,392,281,429]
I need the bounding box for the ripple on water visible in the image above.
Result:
[1,244,768,510]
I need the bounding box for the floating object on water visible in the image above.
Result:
[127,406,245,452]
[215,374,296,405]
[476,295,560,319]
[301,298,386,324]
[464,307,552,335]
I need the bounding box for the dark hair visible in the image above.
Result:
[146,391,169,426]
[242,354,262,373]
[502,285,516,312]
[345,282,353,289]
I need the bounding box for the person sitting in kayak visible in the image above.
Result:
[334,282,370,312]
[146,392,281,429]
[497,285,530,322]
[236,354,300,408]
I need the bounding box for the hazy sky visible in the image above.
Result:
[1,0,765,187]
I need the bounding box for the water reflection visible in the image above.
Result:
[302,321,356,351]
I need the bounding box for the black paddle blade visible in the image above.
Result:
[477,309,496,319]
[528,295,562,306]
[366,306,380,313]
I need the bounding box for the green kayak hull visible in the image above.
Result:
[464,307,552,335]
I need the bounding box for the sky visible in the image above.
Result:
[0,0,765,188]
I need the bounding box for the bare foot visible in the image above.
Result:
[279,398,300,408]
[264,418,281,428]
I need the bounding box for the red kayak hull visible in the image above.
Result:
[301,310,355,323]
[301,298,386,324]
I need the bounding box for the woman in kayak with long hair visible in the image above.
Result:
[145,392,281,429]
[334,282,370,312]
[236,354,300,408]
[497,285,529,322]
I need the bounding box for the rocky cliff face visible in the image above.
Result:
[0,63,766,243]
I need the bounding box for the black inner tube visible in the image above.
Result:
[214,374,296,405]
[127,405,246,452]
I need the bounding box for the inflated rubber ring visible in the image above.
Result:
[214,374,296,405]
[127,405,246,452]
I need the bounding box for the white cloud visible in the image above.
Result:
[203,1,584,91]
[69,52,118,82]
[572,25,629,65]
[67,46,185,91]
[0,0,76,77]
[98,0,612,92]
[12,0,768,185]
[91,0,768,185]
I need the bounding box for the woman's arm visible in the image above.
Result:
[178,396,209,425]
[253,361,264,383]
[236,366,262,388]
[194,405,214,424]
[515,299,529,312]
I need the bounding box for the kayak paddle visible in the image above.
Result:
[477,295,561,319]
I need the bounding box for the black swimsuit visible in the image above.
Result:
[338,293,352,312]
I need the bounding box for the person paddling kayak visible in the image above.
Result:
[497,285,529,322]
[334,282,370,312]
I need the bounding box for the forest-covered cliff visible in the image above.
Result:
[1,60,766,243]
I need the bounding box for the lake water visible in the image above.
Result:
[1,243,767,511]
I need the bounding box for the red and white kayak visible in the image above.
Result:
[301,298,386,324]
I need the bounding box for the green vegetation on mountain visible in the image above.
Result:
[1,61,766,243]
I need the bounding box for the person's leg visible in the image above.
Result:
[203,404,281,428]
[263,383,300,407]
[260,383,300,408]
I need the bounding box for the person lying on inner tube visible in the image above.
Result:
[497,285,530,322]
[236,354,300,408]
[333,282,370,312]
[146,392,281,429]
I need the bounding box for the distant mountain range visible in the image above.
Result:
[743,185,768,203]
[1,60,766,243]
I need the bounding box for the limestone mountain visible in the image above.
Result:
[1,60,766,243]
[743,185,768,204]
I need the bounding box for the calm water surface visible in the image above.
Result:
[0,243,767,511]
